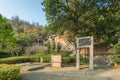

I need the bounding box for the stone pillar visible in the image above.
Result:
[76,48,80,69]
[89,37,93,70]
[51,55,62,67]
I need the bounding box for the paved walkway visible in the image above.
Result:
[19,62,120,80]
[20,66,120,80]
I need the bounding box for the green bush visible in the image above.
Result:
[62,56,89,65]
[0,56,32,64]
[111,41,120,65]
[38,47,45,55]
[111,55,120,65]
[61,51,71,57]
[30,55,40,62]
[62,56,76,64]
[56,42,61,52]
[0,64,20,80]
[43,54,51,62]
[0,51,10,58]
[0,54,52,64]
[80,58,89,65]
[0,55,41,64]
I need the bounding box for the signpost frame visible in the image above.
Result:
[76,36,93,70]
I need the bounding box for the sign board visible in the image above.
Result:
[77,36,93,48]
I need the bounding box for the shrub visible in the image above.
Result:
[0,64,20,80]
[62,56,89,65]
[43,54,51,62]
[61,51,71,57]
[0,57,28,64]
[62,56,76,64]
[0,51,10,58]
[0,55,41,64]
[0,56,32,64]
[80,58,89,65]
[29,55,40,62]
[56,42,61,52]
[51,41,56,51]
[111,55,120,65]
[38,47,45,55]
[111,41,120,65]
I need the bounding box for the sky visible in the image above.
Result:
[0,0,47,26]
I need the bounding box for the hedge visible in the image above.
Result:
[0,51,10,58]
[62,56,76,64]
[0,64,20,80]
[62,56,89,65]
[0,55,40,64]
[43,54,51,62]
[0,55,52,64]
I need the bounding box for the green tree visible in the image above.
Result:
[42,0,98,45]
[0,14,17,54]
[91,1,120,46]
[42,0,120,47]
[14,33,32,47]
[111,40,120,66]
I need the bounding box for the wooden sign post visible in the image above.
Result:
[76,36,93,70]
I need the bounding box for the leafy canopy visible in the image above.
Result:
[111,40,120,64]
[43,0,120,46]
[0,14,17,52]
